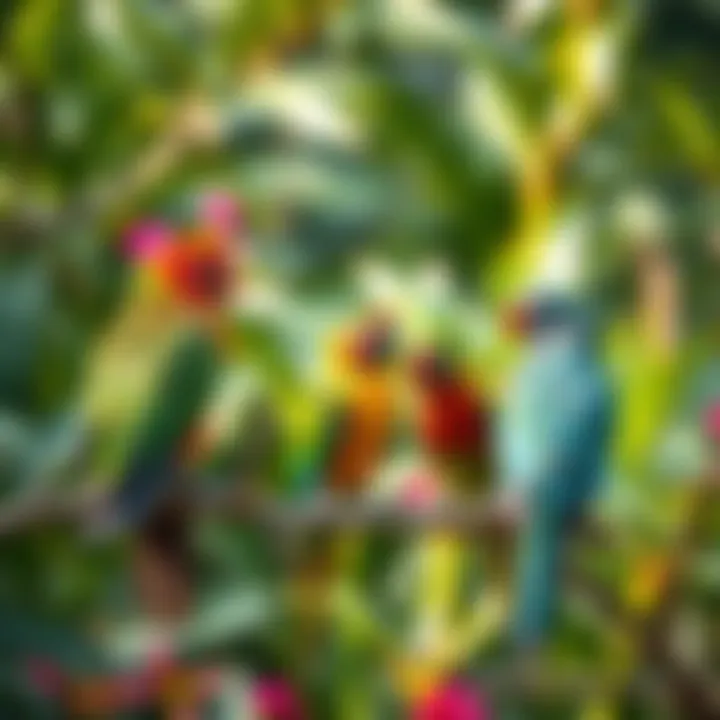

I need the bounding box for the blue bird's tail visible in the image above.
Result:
[513,511,564,649]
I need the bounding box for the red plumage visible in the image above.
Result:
[419,378,488,459]
[413,353,490,469]
[124,192,241,310]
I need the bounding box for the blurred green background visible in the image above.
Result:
[0,0,718,717]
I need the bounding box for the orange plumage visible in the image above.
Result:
[154,229,234,309]
[323,317,399,494]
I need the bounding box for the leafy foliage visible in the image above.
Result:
[0,0,718,717]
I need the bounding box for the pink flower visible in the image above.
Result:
[413,681,491,720]
[123,220,173,261]
[253,677,305,720]
[401,469,441,511]
[704,402,720,443]
[198,191,242,238]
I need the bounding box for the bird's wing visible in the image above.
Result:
[291,402,351,496]
[112,331,219,524]
[535,370,614,520]
[314,403,353,484]
[498,356,552,496]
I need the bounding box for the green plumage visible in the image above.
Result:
[112,329,219,526]
[126,329,219,466]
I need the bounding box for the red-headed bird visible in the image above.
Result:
[412,350,492,496]
[96,193,243,623]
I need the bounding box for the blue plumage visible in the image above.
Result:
[111,456,181,530]
[500,294,614,648]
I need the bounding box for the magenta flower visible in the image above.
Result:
[414,680,491,720]
[198,191,242,237]
[253,677,305,720]
[123,220,173,261]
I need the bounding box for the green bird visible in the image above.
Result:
[97,196,257,623]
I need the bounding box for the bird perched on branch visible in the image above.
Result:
[297,313,401,498]
[412,349,492,497]
[96,191,249,623]
[500,292,615,649]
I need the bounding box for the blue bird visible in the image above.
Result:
[499,293,615,649]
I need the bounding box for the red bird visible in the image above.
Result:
[412,352,492,495]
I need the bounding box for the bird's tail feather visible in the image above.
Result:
[513,516,563,649]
